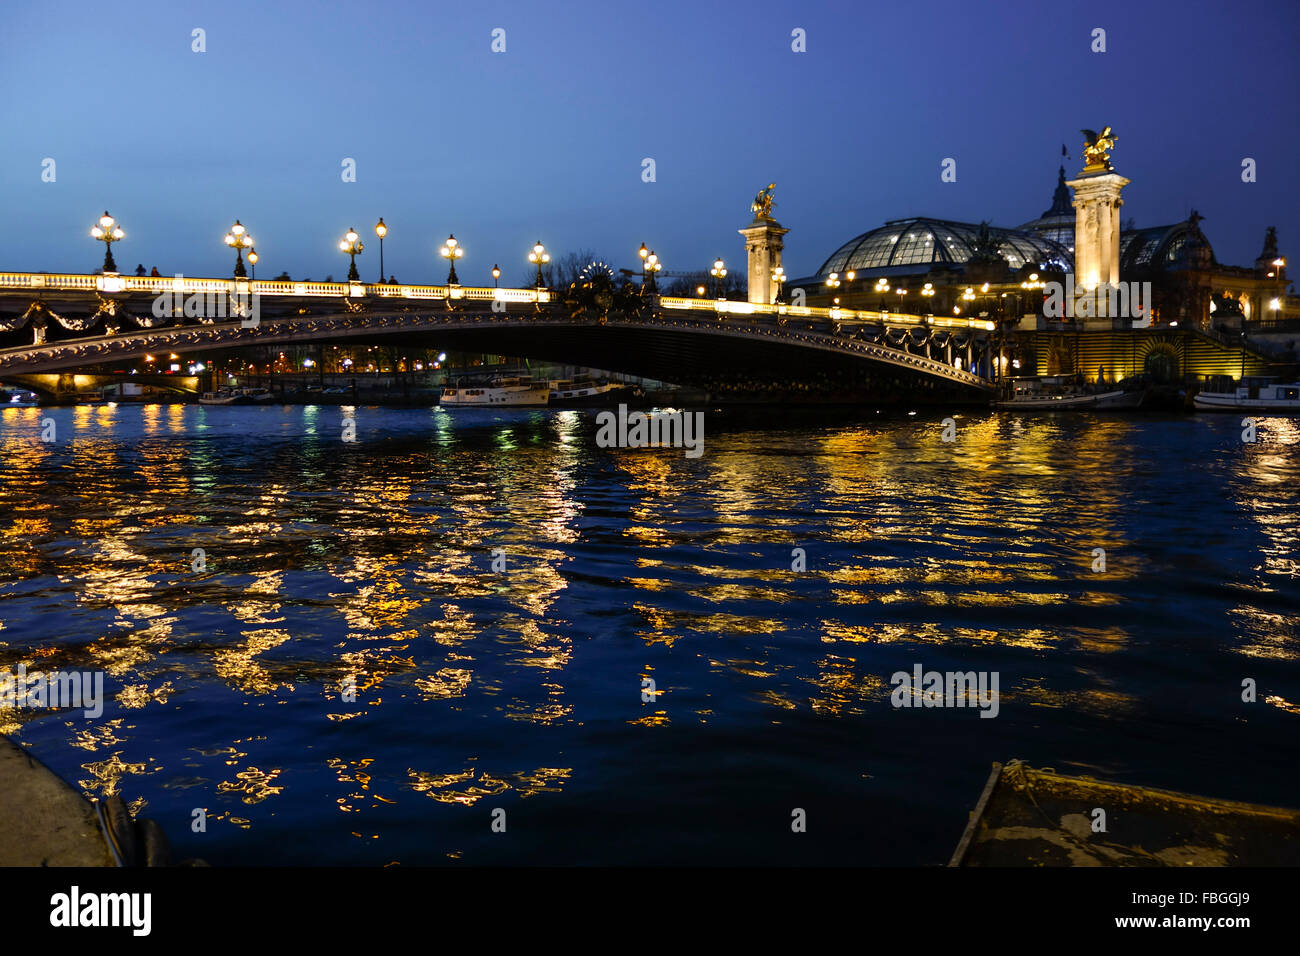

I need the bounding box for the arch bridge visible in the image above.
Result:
[0,273,998,396]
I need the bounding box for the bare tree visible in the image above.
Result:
[518,249,613,289]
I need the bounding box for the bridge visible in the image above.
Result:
[0,272,998,397]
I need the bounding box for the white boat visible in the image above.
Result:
[547,377,627,403]
[440,375,550,407]
[241,387,275,403]
[198,388,248,406]
[1194,378,1300,412]
[994,376,1146,411]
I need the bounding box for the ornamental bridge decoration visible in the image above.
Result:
[0,272,997,393]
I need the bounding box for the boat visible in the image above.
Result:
[993,375,1146,411]
[198,388,250,406]
[440,374,549,407]
[3,390,40,407]
[950,760,1300,866]
[547,377,631,404]
[1193,376,1300,413]
[240,387,275,403]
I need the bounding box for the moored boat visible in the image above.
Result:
[440,374,549,407]
[993,375,1146,411]
[1193,376,1300,413]
[198,388,250,406]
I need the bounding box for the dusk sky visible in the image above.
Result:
[2,0,1296,284]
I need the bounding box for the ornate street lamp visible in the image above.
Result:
[711,257,727,298]
[639,243,649,289]
[440,234,463,285]
[247,248,258,282]
[375,219,387,283]
[224,220,255,278]
[338,227,364,282]
[773,265,786,303]
[645,251,662,292]
[90,211,125,273]
[529,241,550,288]
[491,264,501,287]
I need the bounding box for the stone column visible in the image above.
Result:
[739,218,790,305]
[1065,170,1130,300]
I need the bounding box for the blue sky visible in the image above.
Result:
[2,0,1296,284]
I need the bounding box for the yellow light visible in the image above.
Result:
[639,243,648,260]
[375,218,387,238]
[1270,298,1282,310]
[981,283,989,292]
[346,230,358,244]
[91,227,103,238]
[231,221,245,237]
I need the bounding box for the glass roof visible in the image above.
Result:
[1119,223,1215,272]
[813,217,1072,278]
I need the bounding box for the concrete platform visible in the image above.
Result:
[0,735,112,866]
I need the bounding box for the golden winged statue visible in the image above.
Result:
[751,183,777,219]
[1081,127,1117,171]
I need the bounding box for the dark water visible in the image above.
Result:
[1,403,1297,865]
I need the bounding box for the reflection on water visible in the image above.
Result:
[0,404,1297,864]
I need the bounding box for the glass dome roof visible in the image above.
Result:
[812,217,1072,278]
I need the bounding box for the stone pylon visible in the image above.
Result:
[1066,169,1129,294]
[739,217,789,305]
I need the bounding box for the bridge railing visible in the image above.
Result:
[0,272,554,304]
[656,296,995,331]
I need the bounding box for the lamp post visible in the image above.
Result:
[639,243,649,291]
[375,219,387,283]
[773,266,786,303]
[529,241,550,288]
[825,271,841,299]
[224,220,254,278]
[440,234,463,285]
[492,264,501,287]
[921,282,935,313]
[875,277,890,313]
[247,248,258,282]
[645,251,662,293]
[338,228,364,282]
[711,257,727,298]
[91,212,124,273]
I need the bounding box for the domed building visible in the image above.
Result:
[787,158,1288,332]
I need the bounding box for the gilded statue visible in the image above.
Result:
[1080,127,1117,171]
[751,183,777,219]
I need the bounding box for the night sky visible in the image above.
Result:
[2,0,1296,284]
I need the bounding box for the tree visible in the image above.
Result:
[664,269,748,299]
[518,249,612,290]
